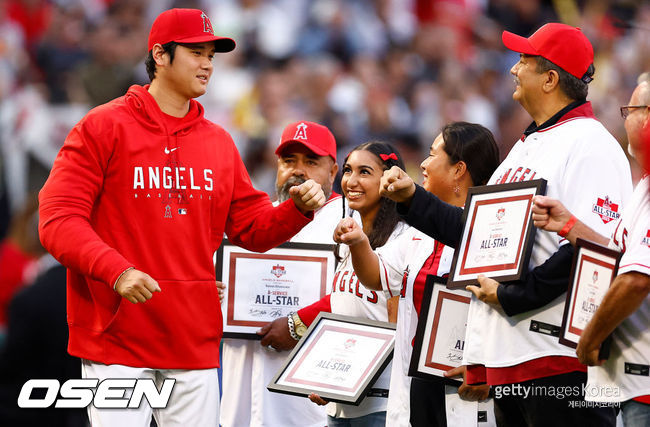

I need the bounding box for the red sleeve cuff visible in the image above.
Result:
[297,294,331,326]
[466,364,487,385]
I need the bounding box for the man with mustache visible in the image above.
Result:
[220,121,341,427]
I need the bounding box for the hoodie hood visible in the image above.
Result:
[124,84,205,135]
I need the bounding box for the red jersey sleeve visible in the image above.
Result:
[297,294,332,326]
[38,116,134,287]
[224,142,312,252]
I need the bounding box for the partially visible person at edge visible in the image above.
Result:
[259,141,407,427]
[334,122,500,426]
[532,72,650,427]
[379,23,632,426]
[220,120,341,427]
[38,8,324,427]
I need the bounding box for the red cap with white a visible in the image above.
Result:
[502,23,593,81]
[148,8,235,53]
[276,122,337,162]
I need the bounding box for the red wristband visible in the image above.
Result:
[559,215,577,238]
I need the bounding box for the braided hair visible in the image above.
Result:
[336,142,405,262]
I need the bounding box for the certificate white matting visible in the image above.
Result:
[216,240,336,338]
[409,276,470,384]
[447,179,546,289]
[560,238,621,350]
[268,313,395,405]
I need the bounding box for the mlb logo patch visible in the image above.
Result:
[592,196,620,224]
[178,208,187,215]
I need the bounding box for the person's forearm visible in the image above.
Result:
[348,239,382,290]
[396,185,464,248]
[563,218,609,247]
[580,272,650,351]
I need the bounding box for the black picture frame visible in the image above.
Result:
[447,179,547,289]
[409,275,471,385]
[267,312,396,405]
[559,238,621,359]
[216,239,337,339]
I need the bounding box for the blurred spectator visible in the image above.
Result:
[0,260,85,427]
[0,194,45,339]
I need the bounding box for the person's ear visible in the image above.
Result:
[542,69,560,93]
[329,162,339,184]
[152,44,168,67]
[454,160,468,180]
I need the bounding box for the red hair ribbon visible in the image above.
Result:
[380,153,398,161]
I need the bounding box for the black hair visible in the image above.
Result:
[534,55,594,102]
[341,141,405,250]
[145,41,178,81]
[441,122,500,186]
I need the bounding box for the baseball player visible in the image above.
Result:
[38,9,325,426]
[220,121,341,427]
[380,23,632,426]
[532,72,650,425]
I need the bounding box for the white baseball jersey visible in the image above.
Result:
[377,227,495,427]
[463,111,633,368]
[325,221,409,419]
[586,176,650,403]
[220,196,342,427]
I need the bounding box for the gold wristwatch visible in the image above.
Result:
[292,312,308,338]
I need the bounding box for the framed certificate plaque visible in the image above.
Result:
[447,179,547,289]
[267,312,396,405]
[216,240,336,338]
[559,238,621,358]
[409,275,470,384]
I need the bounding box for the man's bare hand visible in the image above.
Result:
[444,365,490,401]
[258,317,298,351]
[289,179,325,214]
[216,281,225,303]
[532,195,572,233]
[379,166,415,204]
[115,268,160,304]
[333,217,366,247]
[308,393,329,406]
[466,275,501,308]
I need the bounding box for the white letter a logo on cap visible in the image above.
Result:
[294,123,308,140]
[201,12,214,34]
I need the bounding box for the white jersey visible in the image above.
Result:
[463,110,633,368]
[586,176,650,402]
[220,196,342,427]
[325,221,409,419]
[377,227,495,427]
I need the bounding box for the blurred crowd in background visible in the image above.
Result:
[0,0,648,349]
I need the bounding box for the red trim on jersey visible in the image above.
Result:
[620,263,650,270]
[477,356,586,385]
[297,294,332,326]
[466,364,487,384]
[633,395,650,405]
[412,242,444,317]
[383,263,394,298]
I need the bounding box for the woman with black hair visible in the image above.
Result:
[288,141,408,426]
[334,122,500,426]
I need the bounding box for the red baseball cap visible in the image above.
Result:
[275,122,337,162]
[148,8,235,53]
[502,23,593,81]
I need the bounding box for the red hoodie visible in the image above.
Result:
[39,85,311,369]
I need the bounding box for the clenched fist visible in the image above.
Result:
[333,217,367,247]
[379,166,415,204]
[115,268,161,304]
[289,179,326,214]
